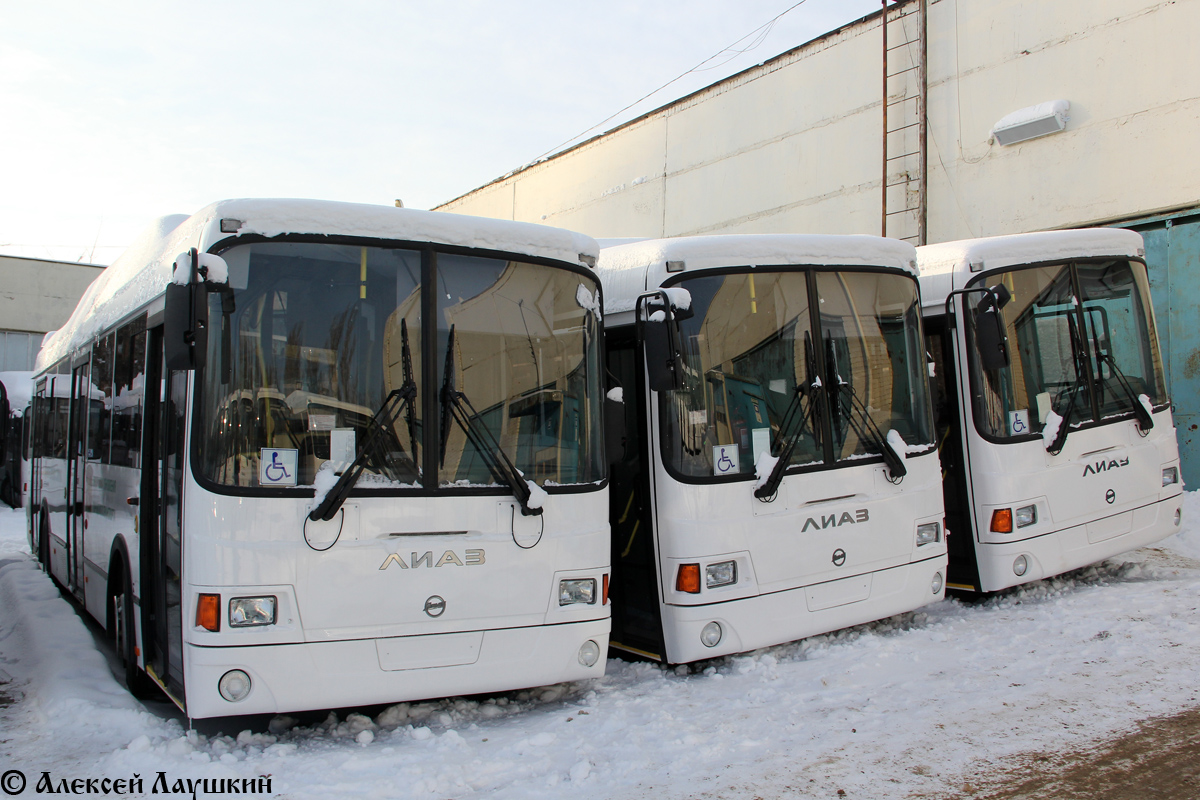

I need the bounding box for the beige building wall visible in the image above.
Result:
[437,0,1200,244]
[0,255,104,370]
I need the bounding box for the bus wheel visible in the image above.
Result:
[111,567,156,699]
[37,512,50,569]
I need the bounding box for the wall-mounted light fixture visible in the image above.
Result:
[992,100,1071,146]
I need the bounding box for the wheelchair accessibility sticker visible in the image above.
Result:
[1008,409,1031,436]
[260,448,298,486]
[713,445,740,476]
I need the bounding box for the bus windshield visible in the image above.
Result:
[659,269,933,480]
[196,241,603,491]
[967,258,1167,441]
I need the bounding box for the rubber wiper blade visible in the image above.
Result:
[440,325,542,517]
[826,336,906,480]
[309,381,417,521]
[1086,318,1153,433]
[754,375,822,500]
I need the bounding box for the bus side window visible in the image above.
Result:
[111,319,147,468]
[92,333,115,463]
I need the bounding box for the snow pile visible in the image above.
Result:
[661,286,692,311]
[307,462,340,510]
[1,496,1199,798]
[1042,410,1064,446]
[574,283,602,321]
[524,480,548,511]
[1139,393,1154,418]
[171,251,229,285]
[606,387,623,404]
[886,429,922,461]
[753,451,780,490]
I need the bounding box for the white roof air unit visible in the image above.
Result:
[992,100,1070,146]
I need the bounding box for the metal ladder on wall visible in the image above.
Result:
[882,0,927,245]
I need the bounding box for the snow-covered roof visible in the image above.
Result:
[597,234,917,314]
[36,199,600,372]
[916,228,1145,312]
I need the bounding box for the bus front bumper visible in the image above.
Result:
[659,555,946,665]
[182,618,609,719]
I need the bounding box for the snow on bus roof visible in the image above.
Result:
[916,228,1145,312]
[596,234,917,314]
[36,199,600,372]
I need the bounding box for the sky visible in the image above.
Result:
[0,1,882,265]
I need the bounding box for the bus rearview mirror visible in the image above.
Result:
[974,285,1011,371]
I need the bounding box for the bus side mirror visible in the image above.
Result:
[164,249,211,371]
[0,380,8,463]
[643,315,680,392]
[974,285,1011,371]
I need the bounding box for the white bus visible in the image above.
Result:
[598,235,947,664]
[23,199,611,718]
[918,229,1184,592]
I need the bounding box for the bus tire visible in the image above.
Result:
[37,510,50,569]
[110,562,156,699]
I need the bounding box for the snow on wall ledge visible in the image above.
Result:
[37,199,600,372]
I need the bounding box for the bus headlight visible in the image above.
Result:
[218,669,252,702]
[578,640,601,667]
[229,596,277,627]
[700,622,723,648]
[1163,467,1179,487]
[916,522,941,546]
[705,561,737,588]
[1015,505,1037,528]
[559,579,597,606]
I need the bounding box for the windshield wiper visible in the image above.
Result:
[440,325,543,517]
[755,334,823,501]
[825,335,906,480]
[308,322,418,522]
[1085,315,1153,433]
[1045,314,1090,455]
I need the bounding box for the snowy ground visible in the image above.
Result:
[1,499,1198,800]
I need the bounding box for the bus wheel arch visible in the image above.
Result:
[107,539,155,698]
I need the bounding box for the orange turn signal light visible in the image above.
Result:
[602,573,610,605]
[990,508,1014,534]
[196,593,221,632]
[676,563,701,594]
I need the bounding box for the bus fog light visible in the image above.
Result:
[1015,505,1037,528]
[700,621,722,648]
[577,640,600,667]
[1174,508,1182,526]
[931,572,943,595]
[229,596,277,627]
[218,670,252,702]
[559,579,596,606]
[1013,555,1029,577]
[1163,467,1179,487]
[705,561,737,588]
[916,522,941,546]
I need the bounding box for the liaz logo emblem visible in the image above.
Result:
[801,509,869,533]
[379,550,486,570]
[1083,457,1129,477]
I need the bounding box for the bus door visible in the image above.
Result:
[925,315,981,590]
[140,327,187,701]
[606,328,666,660]
[67,362,92,596]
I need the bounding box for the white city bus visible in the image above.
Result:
[23,199,610,718]
[918,229,1183,592]
[598,235,947,664]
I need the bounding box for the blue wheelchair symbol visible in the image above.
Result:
[717,448,735,473]
[1011,414,1028,434]
[265,451,292,482]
